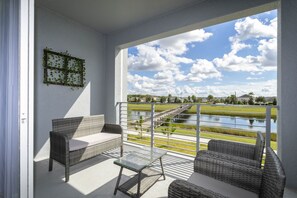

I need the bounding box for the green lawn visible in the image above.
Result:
[128,134,207,156]
[170,123,277,141]
[154,126,277,150]
[128,103,277,119]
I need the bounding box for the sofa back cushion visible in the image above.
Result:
[260,147,286,198]
[52,115,105,138]
[254,132,265,162]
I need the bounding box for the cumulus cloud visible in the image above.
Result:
[128,45,171,71]
[128,29,213,72]
[230,17,276,42]
[128,72,276,97]
[185,59,222,82]
[149,29,213,55]
[214,17,277,72]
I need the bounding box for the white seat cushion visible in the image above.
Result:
[69,133,121,151]
[187,172,258,198]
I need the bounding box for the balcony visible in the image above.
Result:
[34,103,297,197]
[35,144,296,197]
[35,144,193,198]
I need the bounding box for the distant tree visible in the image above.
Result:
[191,95,197,103]
[134,116,145,138]
[207,95,214,102]
[248,92,254,96]
[255,96,266,103]
[174,97,178,103]
[213,99,220,104]
[183,98,189,103]
[161,118,176,145]
[197,97,202,103]
[145,95,152,102]
[242,100,247,105]
[230,95,237,104]
[248,96,254,105]
[188,96,191,102]
[160,96,167,103]
[237,101,242,105]
[167,94,172,103]
[273,97,277,105]
[225,97,231,104]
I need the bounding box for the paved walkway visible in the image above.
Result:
[125,130,210,144]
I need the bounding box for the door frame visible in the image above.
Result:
[20,0,34,197]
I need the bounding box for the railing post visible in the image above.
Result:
[151,103,155,148]
[119,102,122,126]
[266,106,271,148]
[196,104,201,153]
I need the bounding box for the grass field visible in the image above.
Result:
[127,103,277,119]
[169,123,277,141]
[154,126,277,150]
[128,134,207,156]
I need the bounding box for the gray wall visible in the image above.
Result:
[278,0,297,189]
[34,7,106,160]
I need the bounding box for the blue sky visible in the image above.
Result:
[128,10,277,97]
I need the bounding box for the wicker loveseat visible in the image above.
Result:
[196,132,265,168]
[48,115,123,182]
[168,147,286,198]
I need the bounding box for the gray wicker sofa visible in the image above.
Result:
[168,147,286,198]
[196,132,265,168]
[48,115,123,182]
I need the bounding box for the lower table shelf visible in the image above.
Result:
[118,168,162,198]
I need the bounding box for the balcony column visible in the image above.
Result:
[278,0,297,189]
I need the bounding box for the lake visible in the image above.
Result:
[128,111,277,133]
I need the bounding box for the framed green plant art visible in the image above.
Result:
[43,48,86,89]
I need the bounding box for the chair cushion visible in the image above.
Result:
[69,132,121,151]
[187,172,258,198]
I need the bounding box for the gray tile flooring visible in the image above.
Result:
[35,145,192,198]
[34,144,297,198]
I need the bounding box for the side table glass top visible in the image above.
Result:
[114,146,167,172]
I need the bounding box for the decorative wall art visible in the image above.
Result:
[43,48,86,89]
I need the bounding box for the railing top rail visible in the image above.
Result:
[117,102,279,109]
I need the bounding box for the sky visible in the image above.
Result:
[127,10,277,97]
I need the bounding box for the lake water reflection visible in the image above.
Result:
[129,111,277,133]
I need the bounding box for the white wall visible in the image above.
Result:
[34,7,106,160]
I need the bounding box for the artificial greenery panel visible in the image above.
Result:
[43,49,86,88]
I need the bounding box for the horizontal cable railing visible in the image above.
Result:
[118,102,278,157]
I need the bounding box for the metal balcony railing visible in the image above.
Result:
[118,102,278,157]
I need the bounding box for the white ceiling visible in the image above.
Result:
[36,0,205,34]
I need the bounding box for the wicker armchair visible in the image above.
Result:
[196,132,265,168]
[49,115,123,182]
[168,147,286,198]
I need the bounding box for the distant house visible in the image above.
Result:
[238,94,250,102]
[201,98,208,103]
[265,97,275,103]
